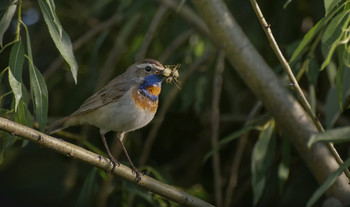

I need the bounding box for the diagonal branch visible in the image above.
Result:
[0,117,214,207]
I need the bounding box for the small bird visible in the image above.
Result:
[47,59,167,180]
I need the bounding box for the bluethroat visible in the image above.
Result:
[47,59,170,180]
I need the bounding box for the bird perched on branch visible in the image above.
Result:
[47,59,173,181]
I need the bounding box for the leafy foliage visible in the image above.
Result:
[0,0,349,206]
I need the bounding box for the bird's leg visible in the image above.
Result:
[118,132,143,182]
[100,133,120,169]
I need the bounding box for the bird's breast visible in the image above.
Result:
[145,85,161,97]
[132,87,159,113]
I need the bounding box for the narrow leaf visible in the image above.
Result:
[324,0,342,16]
[29,62,48,131]
[38,0,78,83]
[289,19,325,63]
[9,40,24,80]
[308,126,350,147]
[251,120,276,206]
[14,99,33,127]
[24,22,48,130]
[0,1,16,47]
[306,158,350,207]
[8,40,24,111]
[325,88,341,128]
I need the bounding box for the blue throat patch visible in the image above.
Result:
[139,74,163,101]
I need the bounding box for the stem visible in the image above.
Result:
[15,0,22,41]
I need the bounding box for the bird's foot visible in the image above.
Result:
[107,156,120,173]
[130,165,144,182]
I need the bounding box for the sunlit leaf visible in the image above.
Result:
[0,1,16,47]
[8,60,22,112]
[38,0,78,83]
[252,120,276,206]
[320,11,350,70]
[324,0,342,16]
[306,158,350,207]
[308,126,350,147]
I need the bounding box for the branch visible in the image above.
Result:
[191,0,350,204]
[0,117,214,207]
[211,51,225,206]
[249,0,350,180]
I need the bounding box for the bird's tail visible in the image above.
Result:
[45,116,70,134]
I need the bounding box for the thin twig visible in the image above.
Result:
[211,51,225,207]
[0,117,214,207]
[139,49,216,166]
[135,5,169,61]
[224,102,262,207]
[249,0,350,180]
[43,14,123,80]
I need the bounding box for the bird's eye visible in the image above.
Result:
[145,66,152,72]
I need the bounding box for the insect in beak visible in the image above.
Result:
[162,64,181,88]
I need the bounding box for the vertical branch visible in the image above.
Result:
[210,51,225,206]
[224,102,262,207]
[249,0,350,179]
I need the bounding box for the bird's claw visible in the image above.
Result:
[106,157,120,173]
[130,166,144,182]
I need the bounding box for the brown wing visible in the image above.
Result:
[70,76,134,116]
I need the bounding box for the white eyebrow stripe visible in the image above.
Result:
[136,63,164,70]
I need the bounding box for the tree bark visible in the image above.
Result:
[192,0,350,203]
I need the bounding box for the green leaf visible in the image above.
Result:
[325,88,341,128]
[23,22,48,131]
[9,40,24,80]
[306,58,320,86]
[320,11,350,70]
[0,1,16,47]
[306,158,350,207]
[251,120,276,206]
[14,99,33,127]
[38,0,78,83]
[336,46,345,110]
[308,126,350,147]
[289,19,326,63]
[8,66,22,112]
[278,137,290,195]
[28,60,48,131]
[324,0,342,16]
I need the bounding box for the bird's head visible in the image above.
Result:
[126,59,165,87]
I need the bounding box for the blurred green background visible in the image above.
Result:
[1,0,348,206]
